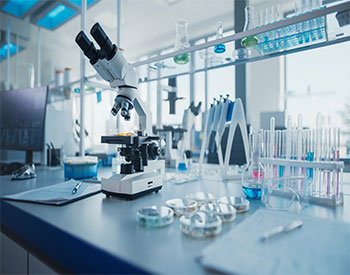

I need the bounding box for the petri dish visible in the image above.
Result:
[200,202,237,222]
[136,206,174,228]
[165,198,198,216]
[218,196,250,213]
[180,211,222,238]
[186,192,215,206]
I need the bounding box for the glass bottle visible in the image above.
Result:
[241,131,265,199]
[241,6,258,48]
[214,21,226,54]
[173,19,190,65]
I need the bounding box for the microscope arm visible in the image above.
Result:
[133,93,153,136]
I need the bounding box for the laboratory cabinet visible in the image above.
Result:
[0,232,57,274]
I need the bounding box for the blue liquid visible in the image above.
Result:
[214,44,226,54]
[306,152,314,179]
[178,162,187,171]
[242,186,261,199]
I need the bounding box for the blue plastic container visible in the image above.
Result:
[101,153,116,167]
[64,156,98,180]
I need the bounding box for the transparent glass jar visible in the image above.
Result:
[241,132,265,199]
[174,19,190,65]
[241,6,258,48]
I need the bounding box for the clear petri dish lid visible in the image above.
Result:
[186,192,215,205]
[218,196,250,213]
[200,202,237,222]
[136,206,174,228]
[180,211,222,238]
[165,198,198,216]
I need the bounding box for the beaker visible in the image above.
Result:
[173,19,190,65]
[241,132,265,199]
[214,21,226,54]
[241,6,258,48]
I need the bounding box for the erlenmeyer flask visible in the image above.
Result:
[174,19,190,65]
[241,132,264,199]
[241,6,258,48]
[214,21,226,54]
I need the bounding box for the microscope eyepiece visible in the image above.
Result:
[90,23,116,60]
[75,31,99,65]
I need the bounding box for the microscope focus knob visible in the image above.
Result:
[148,143,160,160]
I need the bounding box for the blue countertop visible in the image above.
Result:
[1,166,350,273]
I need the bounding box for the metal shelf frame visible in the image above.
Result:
[132,1,350,68]
[139,35,350,83]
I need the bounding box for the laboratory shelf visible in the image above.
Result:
[133,1,350,83]
[47,78,114,104]
[138,35,350,83]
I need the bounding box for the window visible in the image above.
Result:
[286,43,350,155]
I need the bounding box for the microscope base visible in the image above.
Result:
[101,171,162,200]
[102,186,162,200]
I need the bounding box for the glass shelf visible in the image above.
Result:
[134,1,350,83]
[48,78,113,103]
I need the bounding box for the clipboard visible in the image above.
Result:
[1,179,101,206]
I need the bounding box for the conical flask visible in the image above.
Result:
[241,6,258,48]
[174,19,190,65]
[214,21,226,54]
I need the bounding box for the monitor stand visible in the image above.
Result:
[25,151,33,164]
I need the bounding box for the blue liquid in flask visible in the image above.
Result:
[214,44,226,54]
[242,186,261,199]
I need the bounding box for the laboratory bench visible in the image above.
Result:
[1,166,349,274]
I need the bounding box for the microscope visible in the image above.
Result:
[75,23,163,199]
[157,101,201,168]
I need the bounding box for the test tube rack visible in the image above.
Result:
[256,8,327,55]
[259,153,344,206]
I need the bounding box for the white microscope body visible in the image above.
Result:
[75,23,163,199]
[160,102,201,168]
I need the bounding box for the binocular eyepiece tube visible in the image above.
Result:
[90,23,116,60]
[75,23,117,64]
[75,31,99,65]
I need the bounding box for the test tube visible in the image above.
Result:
[336,128,340,196]
[279,130,287,177]
[269,117,275,158]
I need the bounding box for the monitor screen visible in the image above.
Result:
[0,86,48,151]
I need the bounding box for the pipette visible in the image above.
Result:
[199,100,217,166]
[209,97,223,153]
[215,95,231,168]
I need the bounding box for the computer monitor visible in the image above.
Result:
[0,86,48,164]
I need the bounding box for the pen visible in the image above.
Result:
[260,220,303,242]
[72,182,82,194]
